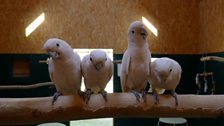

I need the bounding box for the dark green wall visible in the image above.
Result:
[0,54,54,98]
[198,53,224,94]
[1,53,224,126]
[0,54,68,126]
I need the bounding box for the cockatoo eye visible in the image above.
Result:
[90,57,93,61]
[169,69,172,72]
[132,30,135,34]
[56,43,60,47]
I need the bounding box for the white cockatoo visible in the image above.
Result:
[81,50,113,103]
[150,57,182,105]
[120,21,151,102]
[43,38,82,104]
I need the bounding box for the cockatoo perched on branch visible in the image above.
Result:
[43,38,82,104]
[120,21,151,102]
[150,57,182,105]
[81,50,113,103]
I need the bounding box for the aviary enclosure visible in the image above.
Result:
[0,0,224,126]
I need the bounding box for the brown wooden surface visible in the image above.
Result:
[0,94,224,125]
[1,0,219,54]
[199,0,224,53]
[200,56,224,62]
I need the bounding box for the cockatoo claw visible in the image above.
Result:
[84,89,94,104]
[130,90,140,102]
[52,92,62,105]
[141,90,147,103]
[152,92,159,105]
[78,89,85,101]
[171,90,178,106]
[99,90,108,102]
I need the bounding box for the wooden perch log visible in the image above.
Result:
[200,56,224,62]
[39,59,122,64]
[0,93,224,125]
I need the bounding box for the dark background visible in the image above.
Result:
[1,53,224,126]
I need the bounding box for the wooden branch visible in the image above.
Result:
[0,94,224,125]
[0,82,54,90]
[196,72,213,77]
[200,56,224,62]
[113,60,122,64]
[39,60,48,64]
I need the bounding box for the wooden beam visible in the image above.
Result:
[0,93,224,125]
[200,56,224,62]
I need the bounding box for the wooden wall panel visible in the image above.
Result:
[0,0,223,54]
[199,0,224,53]
[0,0,150,54]
[142,0,200,54]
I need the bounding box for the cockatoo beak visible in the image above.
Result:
[140,27,147,39]
[161,76,167,83]
[94,63,103,71]
[48,51,60,59]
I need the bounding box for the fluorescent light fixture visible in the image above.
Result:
[142,16,158,37]
[25,13,45,37]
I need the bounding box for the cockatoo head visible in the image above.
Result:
[154,58,173,84]
[43,38,73,60]
[89,50,107,71]
[128,21,148,42]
